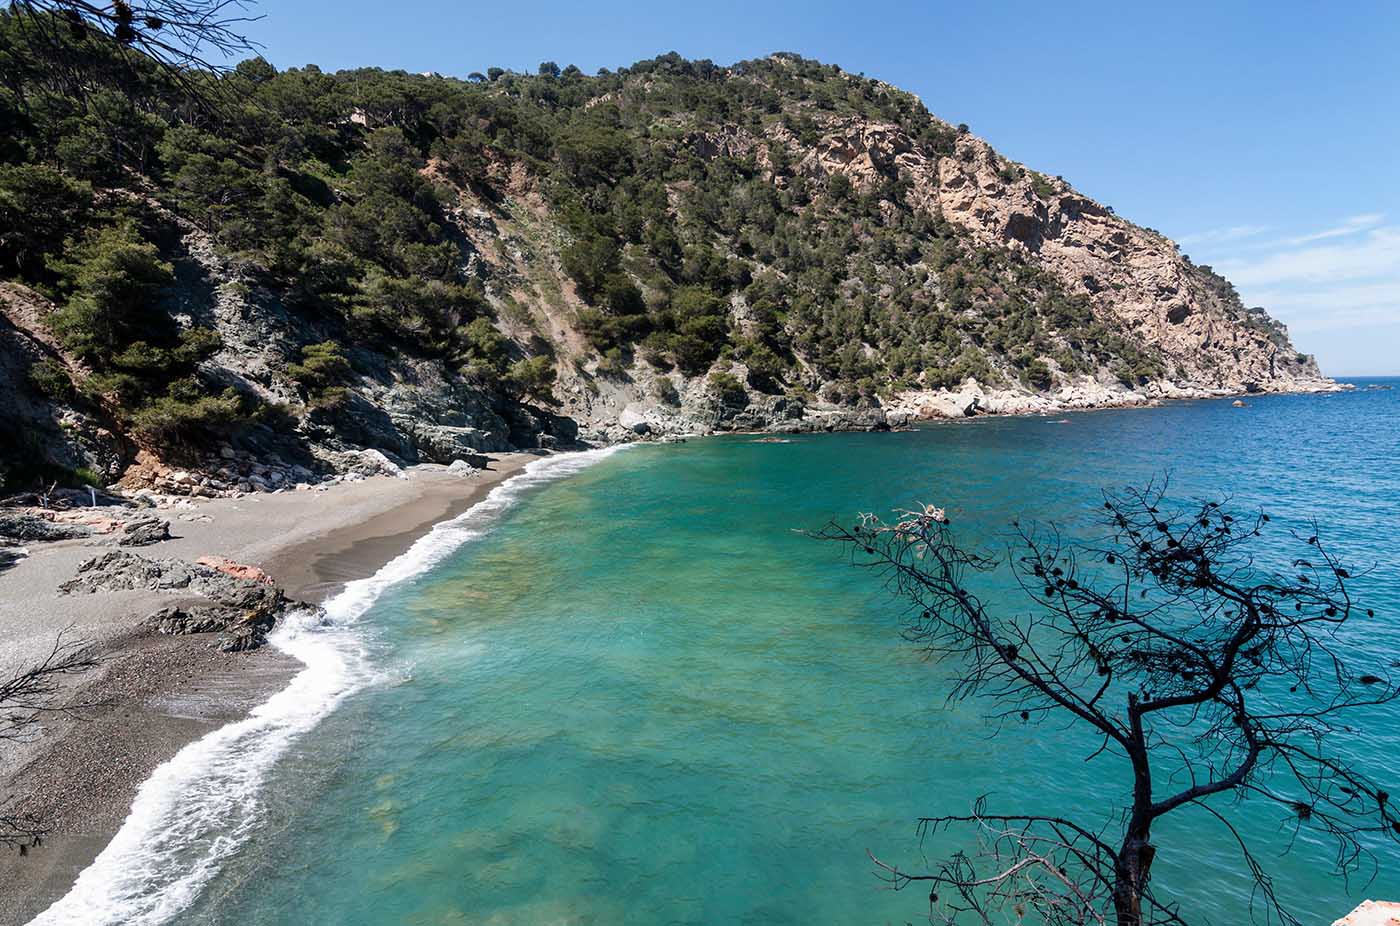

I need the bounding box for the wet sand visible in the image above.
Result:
[0,453,536,925]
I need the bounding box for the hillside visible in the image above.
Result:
[0,28,1333,492]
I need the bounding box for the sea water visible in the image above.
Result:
[34,381,1400,924]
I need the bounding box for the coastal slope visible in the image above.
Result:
[0,41,1332,494]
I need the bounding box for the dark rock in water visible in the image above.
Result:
[0,514,90,542]
[115,515,171,547]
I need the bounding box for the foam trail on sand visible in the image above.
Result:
[28,446,627,926]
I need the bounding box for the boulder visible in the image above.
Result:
[618,407,653,435]
[918,392,980,419]
[347,448,407,479]
[447,459,481,476]
[145,599,281,652]
[402,421,510,461]
[116,515,171,547]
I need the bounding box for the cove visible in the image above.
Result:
[177,382,1400,925]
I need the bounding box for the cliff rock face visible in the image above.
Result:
[928,134,1318,393]
[784,115,1323,395]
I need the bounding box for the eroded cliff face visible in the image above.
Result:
[768,114,1324,395]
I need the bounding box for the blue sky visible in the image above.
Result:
[231,0,1399,375]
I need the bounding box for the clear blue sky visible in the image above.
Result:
[232,0,1399,375]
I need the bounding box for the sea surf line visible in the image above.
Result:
[28,446,628,926]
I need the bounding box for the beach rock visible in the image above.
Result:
[65,550,295,651]
[195,554,273,585]
[1332,900,1400,926]
[147,604,239,635]
[115,515,171,547]
[401,420,508,462]
[52,511,124,533]
[0,514,91,542]
[145,599,281,652]
[446,459,481,477]
[318,447,409,480]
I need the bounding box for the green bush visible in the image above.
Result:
[28,359,76,401]
[707,371,748,407]
[129,384,250,445]
[652,375,680,405]
[47,224,176,365]
[288,341,353,409]
[1024,359,1054,391]
[0,165,92,280]
[506,355,557,402]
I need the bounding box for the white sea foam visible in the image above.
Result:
[28,446,627,926]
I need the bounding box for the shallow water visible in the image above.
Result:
[46,381,1400,924]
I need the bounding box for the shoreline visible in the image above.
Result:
[0,382,1362,923]
[0,452,537,926]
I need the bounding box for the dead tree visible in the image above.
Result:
[815,484,1398,925]
[0,631,97,853]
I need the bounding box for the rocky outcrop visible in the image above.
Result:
[60,550,302,651]
[0,514,91,543]
[794,116,1329,396]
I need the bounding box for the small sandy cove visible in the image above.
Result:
[0,452,536,925]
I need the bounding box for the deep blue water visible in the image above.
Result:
[74,380,1400,925]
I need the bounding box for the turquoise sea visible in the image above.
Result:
[36,380,1400,925]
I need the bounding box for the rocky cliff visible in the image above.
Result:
[0,46,1333,493]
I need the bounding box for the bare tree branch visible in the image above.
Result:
[813,482,1398,925]
[0,629,99,852]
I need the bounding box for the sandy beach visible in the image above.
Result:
[0,452,537,925]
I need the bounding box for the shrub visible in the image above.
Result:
[28,359,76,401]
[0,165,92,280]
[129,384,250,445]
[47,224,175,365]
[652,375,680,405]
[707,371,747,407]
[506,355,557,402]
[1024,358,1054,391]
[288,341,352,409]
